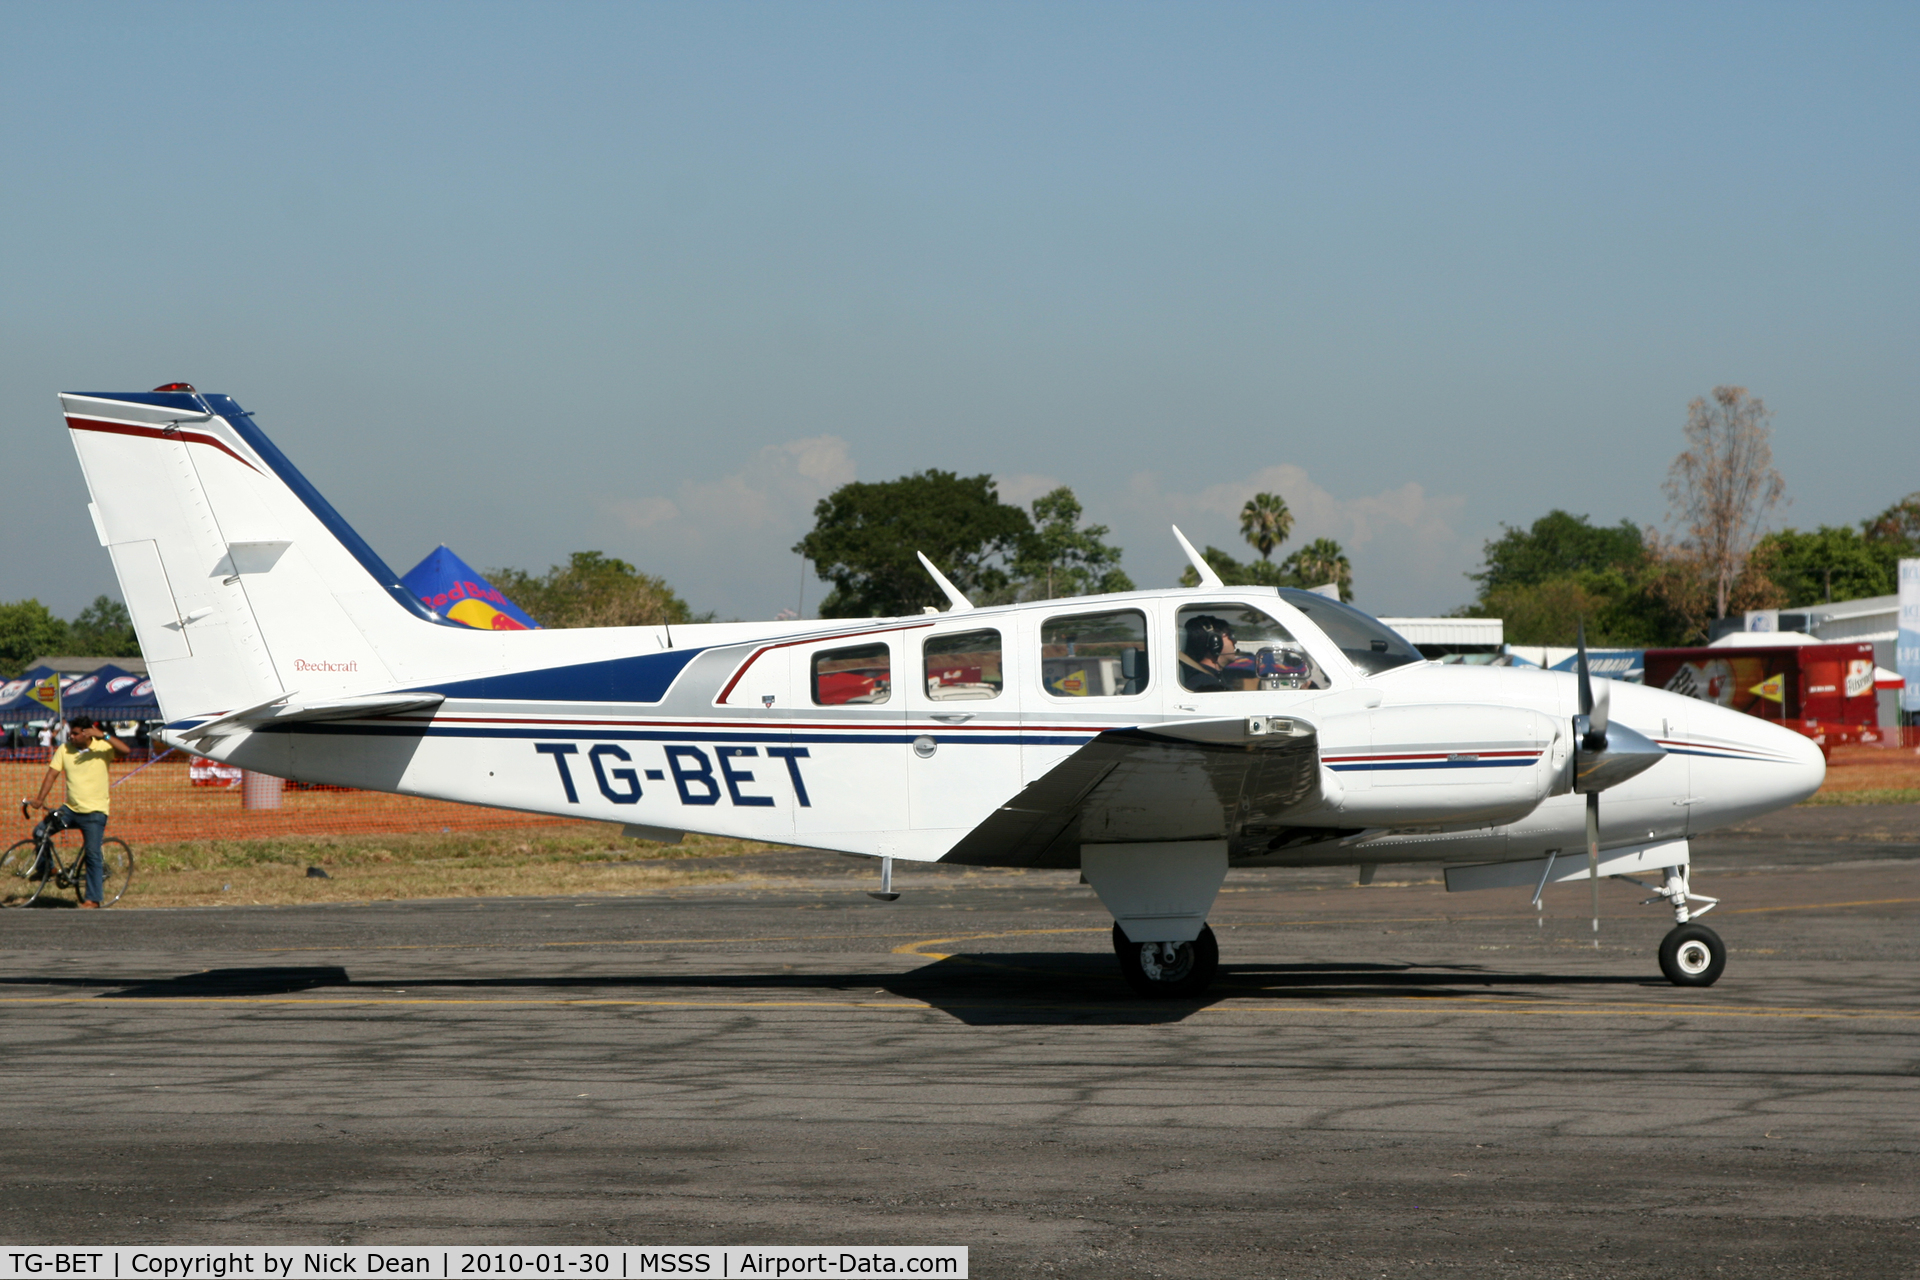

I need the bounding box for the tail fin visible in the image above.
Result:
[62,389,461,722]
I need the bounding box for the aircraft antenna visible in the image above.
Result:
[916,552,975,612]
[1171,525,1224,588]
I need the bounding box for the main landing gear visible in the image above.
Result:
[1113,922,1219,998]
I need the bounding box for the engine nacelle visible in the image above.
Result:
[1299,702,1565,827]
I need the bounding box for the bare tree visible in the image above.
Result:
[1662,386,1787,621]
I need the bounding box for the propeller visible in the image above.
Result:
[1569,622,1665,947]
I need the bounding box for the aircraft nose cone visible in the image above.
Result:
[1775,721,1828,806]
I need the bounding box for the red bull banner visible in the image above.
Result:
[399,544,541,631]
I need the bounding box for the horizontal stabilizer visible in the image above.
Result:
[175,692,445,741]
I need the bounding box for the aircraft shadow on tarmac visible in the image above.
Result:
[2,956,1656,1025]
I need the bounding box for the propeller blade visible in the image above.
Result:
[1575,621,1594,717]
[1590,678,1610,743]
[1586,792,1601,948]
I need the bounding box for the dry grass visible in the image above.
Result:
[1801,787,1920,806]
[106,827,768,909]
[1807,743,1920,805]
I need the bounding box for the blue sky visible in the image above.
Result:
[5,2,1915,621]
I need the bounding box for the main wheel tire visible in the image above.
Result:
[1659,923,1726,987]
[1113,923,1219,999]
[0,838,53,908]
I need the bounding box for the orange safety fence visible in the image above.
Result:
[2,749,589,846]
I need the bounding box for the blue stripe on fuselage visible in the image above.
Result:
[271,721,1096,746]
[1327,758,1538,772]
[410,647,708,704]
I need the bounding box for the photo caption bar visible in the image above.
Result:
[0,1250,966,1280]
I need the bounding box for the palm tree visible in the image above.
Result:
[1239,492,1294,562]
[1280,538,1354,602]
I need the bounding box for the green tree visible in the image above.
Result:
[1751,526,1894,606]
[0,600,70,677]
[66,596,141,658]
[486,552,700,628]
[1459,510,1690,645]
[1464,569,1685,647]
[1176,540,1354,600]
[795,471,1033,617]
[1178,545,1288,589]
[1470,510,1645,593]
[1279,538,1354,602]
[1011,487,1134,600]
[1239,492,1294,563]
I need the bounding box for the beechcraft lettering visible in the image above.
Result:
[63,384,1828,995]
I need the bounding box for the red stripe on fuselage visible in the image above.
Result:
[714,619,941,704]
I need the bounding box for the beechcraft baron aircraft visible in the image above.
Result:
[57,386,1826,996]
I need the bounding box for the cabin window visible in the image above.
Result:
[924,629,1003,701]
[1175,604,1330,693]
[1039,609,1149,697]
[812,642,892,706]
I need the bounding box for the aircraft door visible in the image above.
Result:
[908,624,1023,832]
[790,635,909,846]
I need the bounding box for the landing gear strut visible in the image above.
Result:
[1113,922,1218,998]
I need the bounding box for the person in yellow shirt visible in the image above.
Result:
[27,716,130,908]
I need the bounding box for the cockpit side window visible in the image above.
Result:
[1274,589,1424,675]
[1175,604,1330,693]
[1039,609,1149,697]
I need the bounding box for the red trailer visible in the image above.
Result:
[1644,641,1885,754]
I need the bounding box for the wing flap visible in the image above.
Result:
[941,722,1322,868]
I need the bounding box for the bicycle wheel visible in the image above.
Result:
[96,838,134,907]
[1,838,53,908]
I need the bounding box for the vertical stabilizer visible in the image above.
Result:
[62,389,473,721]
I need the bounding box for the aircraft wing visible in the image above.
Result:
[939,720,1326,869]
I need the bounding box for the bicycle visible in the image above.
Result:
[2,803,134,908]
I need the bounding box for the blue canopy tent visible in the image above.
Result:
[399,545,541,631]
[62,665,160,722]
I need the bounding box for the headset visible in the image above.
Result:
[1183,615,1233,663]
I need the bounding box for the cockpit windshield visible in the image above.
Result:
[1275,589,1425,675]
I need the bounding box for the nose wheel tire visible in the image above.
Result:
[1113,923,1219,998]
[1659,923,1726,987]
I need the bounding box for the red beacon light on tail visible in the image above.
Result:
[151,382,197,393]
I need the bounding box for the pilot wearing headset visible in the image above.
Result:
[1179,615,1237,692]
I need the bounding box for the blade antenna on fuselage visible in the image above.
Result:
[1171,526,1224,589]
[916,552,974,612]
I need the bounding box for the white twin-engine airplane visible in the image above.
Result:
[61,386,1826,997]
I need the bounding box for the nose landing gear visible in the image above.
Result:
[1619,865,1727,987]
[1113,923,1218,998]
